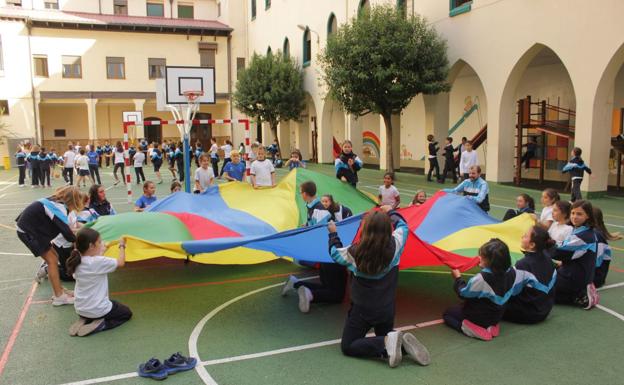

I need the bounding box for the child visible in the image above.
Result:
[87,145,101,185]
[548,200,573,246]
[39,147,52,188]
[326,208,430,367]
[250,147,275,188]
[15,145,27,187]
[593,206,622,288]
[562,147,591,202]
[135,181,157,212]
[410,190,427,206]
[223,150,247,182]
[167,143,178,181]
[219,139,233,177]
[503,226,556,324]
[133,148,146,185]
[335,140,363,187]
[426,134,440,182]
[440,137,457,184]
[103,142,112,168]
[458,141,478,180]
[89,184,116,217]
[378,172,400,209]
[194,141,203,168]
[170,181,182,193]
[443,238,531,340]
[194,154,215,193]
[75,149,91,188]
[76,195,99,224]
[66,228,132,336]
[551,200,599,309]
[151,143,164,184]
[96,144,104,168]
[321,194,353,222]
[209,137,220,177]
[16,186,84,306]
[175,143,184,182]
[112,142,126,186]
[28,145,42,188]
[538,188,560,229]
[503,193,535,221]
[249,142,259,162]
[63,144,76,186]
[285,150,306,170]
[520,136,538,170]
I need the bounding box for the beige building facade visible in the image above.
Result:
[1,0,624,195]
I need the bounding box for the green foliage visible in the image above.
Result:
[233,53,305,143]
[319,4,450,170]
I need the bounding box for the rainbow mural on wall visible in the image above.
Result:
[362,130,380,158]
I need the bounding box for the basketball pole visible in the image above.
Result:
[122,121,132,203]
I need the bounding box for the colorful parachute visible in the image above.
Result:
[92,168,535,271]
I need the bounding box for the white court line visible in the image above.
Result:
[0,252,30,256]
[0,282,33,292]
[596,304,624,322]
[597,281,624,291]
[0,277,32,284]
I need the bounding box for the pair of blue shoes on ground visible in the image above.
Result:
[138,352,197,381]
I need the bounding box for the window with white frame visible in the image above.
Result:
[33,55,49,77]
[106,57,125,79]
[148,58,166,79]
[62,56,82,78]
[114,0,128,15]
[44,1,59,9]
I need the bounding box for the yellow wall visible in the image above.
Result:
[39,103,88,149]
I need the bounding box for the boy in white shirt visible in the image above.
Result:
[133,150,146,184]
[250,147,275,188]
[194,154,215,193]
[459,141,478,180]
[378,172,400,208]
[63,144,77,185]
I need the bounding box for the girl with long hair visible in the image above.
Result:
[593,206,622,287]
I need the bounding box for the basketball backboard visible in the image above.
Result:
[164,66,216,105]
[122,111,143,123]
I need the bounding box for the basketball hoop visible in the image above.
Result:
[183,90,205,103]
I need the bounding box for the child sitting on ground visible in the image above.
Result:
[593,206,622,288]
[327,207,430,367]
[250,147,275,188]
[170,181,182,193]
[444,238,534,341]
[285,150,306,170]
[409,190,427,206]
[135,181,157,212]
[194,154,215,193]
[538,188,560,229]
[66,228,132,337]
[504,226,556,324]
[222,150,247,182]
[548,200,572,246]
[378,172,400,209]
[503,193,535,221]
[335,140,363,187]
[89,184,116,217]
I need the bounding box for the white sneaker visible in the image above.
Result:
[281,275,298,296]
[385,331,403,368]
[52,293,75,306]
[402,333,431,366]
[35,263,48,284]
[297,286,312,313]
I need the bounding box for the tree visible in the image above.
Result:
[233,53,305,151]
[320,5,450,171]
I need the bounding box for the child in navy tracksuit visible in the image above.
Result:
[426,134,440,182]
[335,140,363,187]
[440,137,457,184]
[15,146,27,187]
[504,226,556,324]
[282,182,350,313]
[562,147,591,202]
[551,200,599,309]
[175,144,184,182]
[503,193,535,221]
[443,238,538,341]
[592,206,621,288]
[39,148,52,187]
[28,145,42,187]
[328,208,430,368]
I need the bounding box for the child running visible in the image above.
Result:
[548,200,573,246]
[335,140,363,187]
[562,147,591,202]
[503,193,535,221]
[222,150,247,182]
[75,149,91,188]
[112,142,126,186]
[378,172,400,209]
[167,143,178,181]
[151,143,164,184]
[426,134,440,182]
[409,190,427,207]
[135,181,157,212]
[443,238,535,340]
[87,145,101,185]
[66,228,132,336]
[63,144,76,186]
[327,207,430,367]
[538,188,560,229]
[250,147,275,188]
[133,148,146,185]
[503,226,556,324]
[593,206,622,288]
[551,200,599,309]
[16,186,83,305]
[194,154,215,193]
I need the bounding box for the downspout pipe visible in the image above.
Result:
[26,19,40,144]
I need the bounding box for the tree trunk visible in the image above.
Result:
[382,113,395,172]
[271,122,281,158]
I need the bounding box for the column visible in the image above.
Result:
[84,98,98,142]
[487,87,516,183]
[278,121,291,158]
[133,99,146,139]
[379,114,401,171]
[347,114,363,157]
[317,100,333,164]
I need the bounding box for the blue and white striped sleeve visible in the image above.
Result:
[328,232,358,273]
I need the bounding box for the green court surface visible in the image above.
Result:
[0,164,623,385]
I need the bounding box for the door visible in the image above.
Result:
[144,116,162,144]
[190,112,212,150]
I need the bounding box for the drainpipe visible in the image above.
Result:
[227,35,233,139]
[169,0,174,18]
[26,19,40,144]
[98,0,102,14]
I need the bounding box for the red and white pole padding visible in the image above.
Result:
[242,119,251,182]
[123,122,132,204]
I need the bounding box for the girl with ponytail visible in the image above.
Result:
[67,228,132,337]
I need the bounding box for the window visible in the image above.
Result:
[6,1,22,7]
[302,27,311,66]
[54,129,66,137]
[265,0,271,9]
[147,1,165,17]
[62,56,82,78]
[251,0,256,20]
[450,0,472,17]
[33,55,48,77]
[106,57,125,79]
[0,100,8,115]
[236,57,245,74]
[283,38,290,58]
[148,58,166,79]
[114,0,128,15]
[199,43,216,68]
[178,4,194,19]
[327,13,337,36]
[44,1,59,9]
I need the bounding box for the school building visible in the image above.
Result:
[1,0,624,195]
